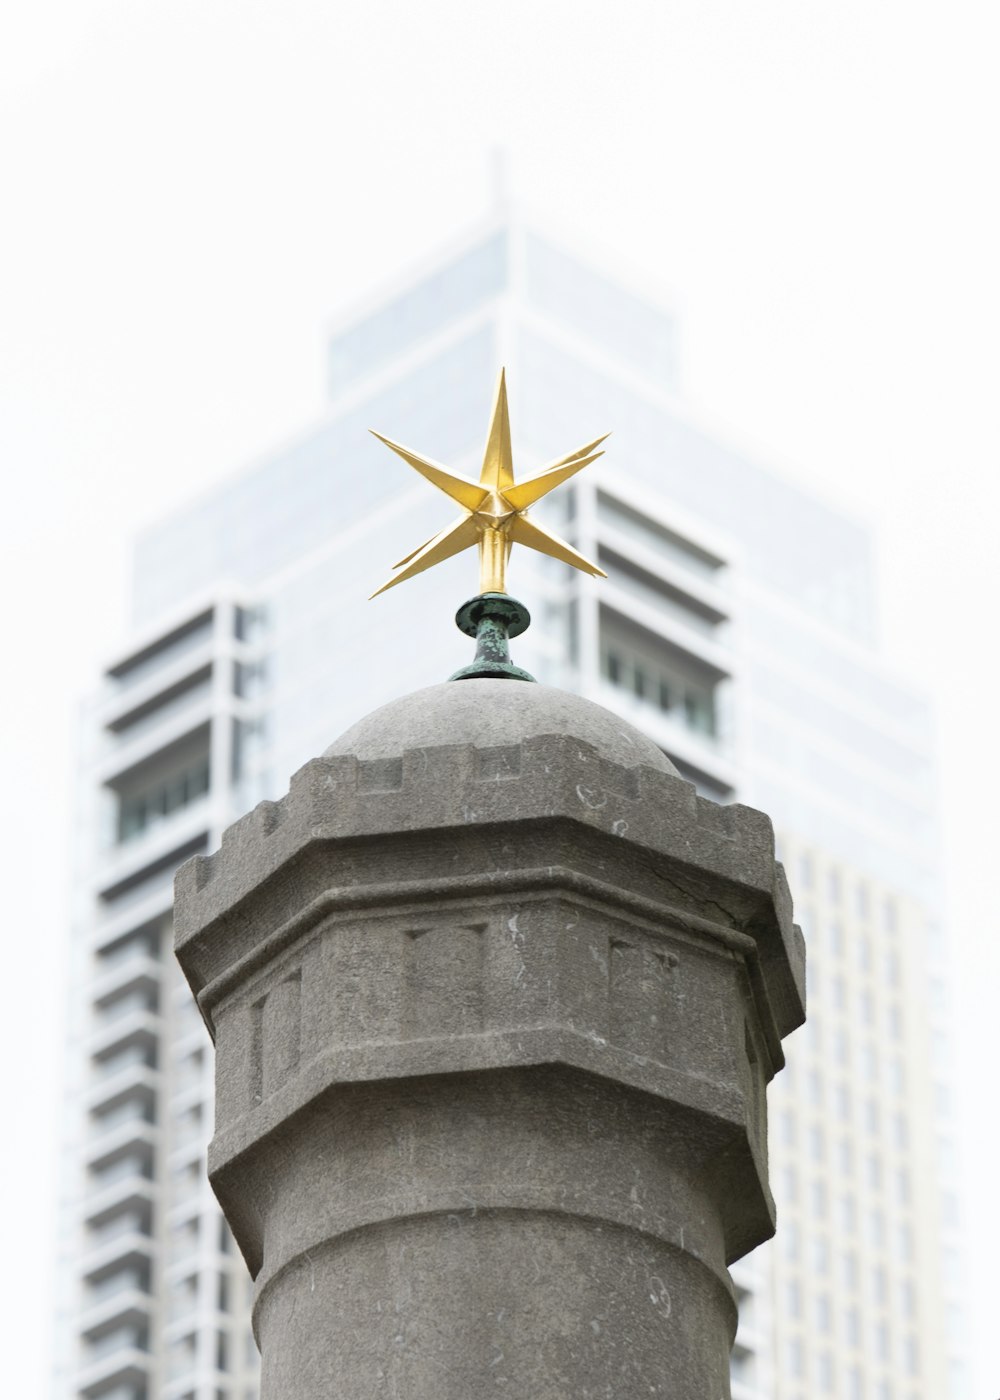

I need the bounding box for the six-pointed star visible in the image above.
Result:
[370,369,609,597]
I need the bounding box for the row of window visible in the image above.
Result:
[782,1062,911,1144]
[782,1264,917,1321]
[796,1019,909,1103]
[602,647,717,736]
[781,1223,921,1306]
[785,1336,921,1394]
[779,1177,916,1256]
[794,853,899,934]
[777,1114,911,1187]
[797,908,904,987]
[118,758,210,843]
[791,964,906,1040]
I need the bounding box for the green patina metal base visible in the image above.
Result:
[449,593,536,683]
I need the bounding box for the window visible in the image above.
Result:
[787,1337,804,1378]
[809,1124,825,1162]
[897,1224,914,1263]
[869,1208,885,1248]
[846,1306,861,1346]
[817,1350,834,1391]
[783,1219,800,1261]
[168,1274,199,1324]
[684,689,716,736]
[840,1195,857,1232]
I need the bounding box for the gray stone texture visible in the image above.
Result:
[175,679,805,1399]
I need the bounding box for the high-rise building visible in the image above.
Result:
[55,214,963,1400]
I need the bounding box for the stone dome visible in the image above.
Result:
[325,679,679,776]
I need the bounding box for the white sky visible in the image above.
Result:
[1,1,998,1391]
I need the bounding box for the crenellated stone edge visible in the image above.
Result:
[174,731,805,1035]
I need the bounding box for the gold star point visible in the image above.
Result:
[370,368,609,599]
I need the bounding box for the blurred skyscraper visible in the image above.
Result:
[55,214,963,1400]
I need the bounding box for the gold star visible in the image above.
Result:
[370,369,609,598]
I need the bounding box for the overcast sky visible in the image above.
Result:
[2,2,998,1392]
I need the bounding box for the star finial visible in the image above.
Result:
[369,369,608,598]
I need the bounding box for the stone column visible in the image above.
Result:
[174,682,804,1400]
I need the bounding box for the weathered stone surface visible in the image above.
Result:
[327,679,680,773]
[175,679,804,1400]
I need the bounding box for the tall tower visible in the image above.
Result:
[55,214,962,1400]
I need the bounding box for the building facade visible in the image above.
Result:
[55,217,963,1400]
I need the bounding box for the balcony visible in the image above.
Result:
[79,1228,156,1289]
[79,1289,152,1345]
[91,954,162,1012]
[86,1064,159,1120]
[103,668,214,758]
[598,517,730,621]
[92,889,174,957]
[98,697,215,791]
[102,632,214,720]
[75,1344,151,1398]
[84,1118,158,1179]
[590,676,737,795]
[96,800,211,905]
[599,588,732,679]
[105,607,214,696]
[89,1005,160,1066]
[82,1176,156,1233]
